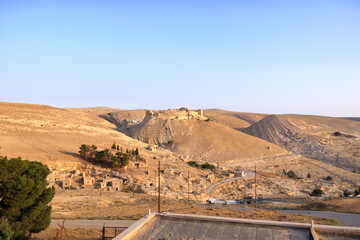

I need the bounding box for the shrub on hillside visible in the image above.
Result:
[188,161,199,167]
[310,189,323,197]
[283,170,299,179]
[325,176,333,181]
[201,163,216,171]
[187,161,215,171]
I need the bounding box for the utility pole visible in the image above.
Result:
[254,165,257,209]
[187,170,190,203]
[157,159,161,213]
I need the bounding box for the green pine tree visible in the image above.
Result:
[0,157,55,239]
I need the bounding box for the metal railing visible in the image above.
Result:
[100,224,128,240]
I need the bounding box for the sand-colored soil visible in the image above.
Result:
[204,109,268,129]
[51,189,336,225]
[243,114,360,171]
[32,227,102,240]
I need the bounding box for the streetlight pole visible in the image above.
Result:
[255,165,257,209]
[157,159,161,213]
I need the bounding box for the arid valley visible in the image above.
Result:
[1,102,360,239]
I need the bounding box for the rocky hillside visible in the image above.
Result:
[110,108,288,164]
[243,114,360,172]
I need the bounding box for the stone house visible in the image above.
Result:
[128,160,147,169]
[62,179,72,188]
[100,182,107,190]
[111,180,122,191]
[83,176,95,186]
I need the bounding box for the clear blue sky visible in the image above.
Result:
[1,1,359,117]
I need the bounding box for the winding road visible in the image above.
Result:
[280,209,360,227]
[204,170,255,194]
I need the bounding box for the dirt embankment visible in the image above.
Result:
[243,114,360,172]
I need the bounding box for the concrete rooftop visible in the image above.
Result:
[114,213,360,240]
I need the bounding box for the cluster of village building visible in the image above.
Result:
[46,161,223,195]
[46,159,148,191]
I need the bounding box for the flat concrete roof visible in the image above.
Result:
[114,213,360,240]
[133,217,310,240]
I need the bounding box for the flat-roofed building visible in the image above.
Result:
[113,213,360,240]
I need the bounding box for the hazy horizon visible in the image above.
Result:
[1,1,359,117]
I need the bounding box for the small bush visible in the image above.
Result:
[307,173,311,178]
[188,161,199,167]
[310,189,323,197]
[343,190,351,197]
[325,176,333,181]
[201,163,216,171]
[354,188,360,196]
[333,132,342,136]
[188,161,215,171]
[286,170,298,179]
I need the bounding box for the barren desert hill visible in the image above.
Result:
[65,106,123,115]
[243,114,360,172]
[204,108,268,126]
[342,117,360,122]
[0,102,165,170]
[110,108,288,164]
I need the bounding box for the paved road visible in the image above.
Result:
[280,210,360,227]
[50,219,137,229]
[204,170,255,194]
[200,205,360,227]
[51,209,360,229]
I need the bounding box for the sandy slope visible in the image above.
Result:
[204,109,268,130]
[0,102,147,169]
[65,106,123,115]
[243,114,360,172]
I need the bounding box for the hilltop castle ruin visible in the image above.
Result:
[144,108,205,121]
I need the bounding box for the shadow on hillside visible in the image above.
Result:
[59,150,79,158]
